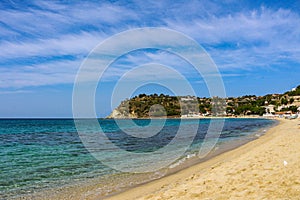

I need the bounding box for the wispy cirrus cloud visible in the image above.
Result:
[0,89,33,95]
[1,0,300,117]
[0,1,142,91]
[0,1,138,40]
[1,0,300,93]
[0,59,79,89]
[166,7,300,70]
[0,31,106,59]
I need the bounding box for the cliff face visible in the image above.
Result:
[107,109,137,119]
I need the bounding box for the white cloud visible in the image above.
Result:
[0,89,33,95]
[0,59,80,88]
[1,1,300,91]
[0,1,138,39]
[0,31,105,59]
[165,7,300,70]
[167,7,300,44]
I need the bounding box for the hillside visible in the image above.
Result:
[107,85,300,118]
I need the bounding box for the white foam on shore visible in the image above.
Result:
[169,153,197,169]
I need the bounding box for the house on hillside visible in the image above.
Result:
[264,104,275,114]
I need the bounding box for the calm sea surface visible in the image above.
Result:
[0,118,276,199]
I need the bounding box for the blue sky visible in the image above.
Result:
[0,0,300,118]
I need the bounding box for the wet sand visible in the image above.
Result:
[17,118,299,200]
[105,118,300,200]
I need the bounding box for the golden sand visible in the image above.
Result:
[106,118,300,200]
[20,118,300,200]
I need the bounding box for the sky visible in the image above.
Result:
[0,0,300,118]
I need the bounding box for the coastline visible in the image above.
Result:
[106,115,265,119]
[12,117,299,200]
[105,117,300,200]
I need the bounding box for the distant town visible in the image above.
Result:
[108,85,300,118]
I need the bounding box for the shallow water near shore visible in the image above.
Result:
[0,118,276,199]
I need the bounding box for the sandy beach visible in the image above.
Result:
[106,118,300,200]
[17,118,299,200]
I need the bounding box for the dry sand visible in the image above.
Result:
[20,118,300,200]
[106,118,300,200]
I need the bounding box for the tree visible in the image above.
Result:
[199,105,206,114]
[226,107,233,114]
[251,106,266,116]
[256,99,265,106]
[281,98,288,105]
[281,106,298,113]
[138,93,147,98]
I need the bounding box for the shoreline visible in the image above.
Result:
[12,117,298,200]
[105,118,300,200]
[106,115,265,119]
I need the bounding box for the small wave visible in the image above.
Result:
[149,171,166,179]
[168,153,197,169]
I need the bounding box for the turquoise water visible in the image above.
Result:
[0,118,276,199]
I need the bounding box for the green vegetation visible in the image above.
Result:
[284,85,300,96]
[280,106,298,113]
[128,94,181,117]
[108,85,300,118]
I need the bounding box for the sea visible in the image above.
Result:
[0,118,276,199]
